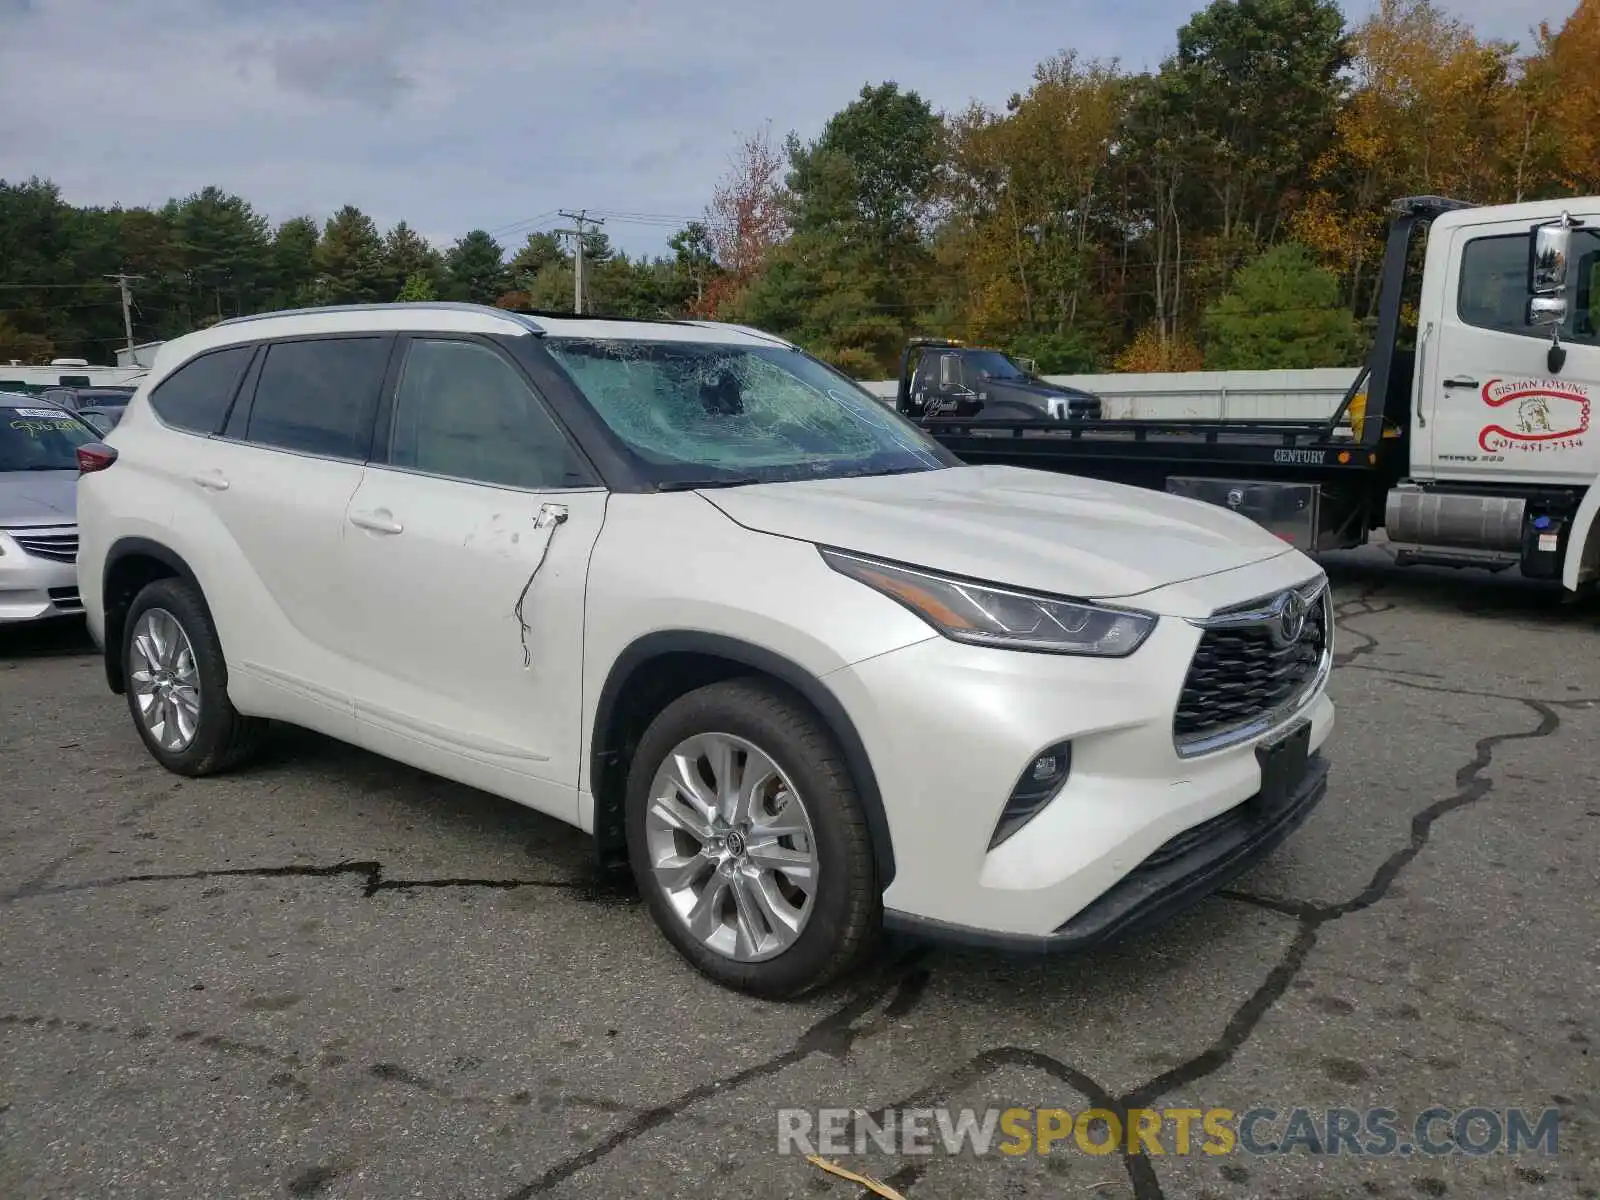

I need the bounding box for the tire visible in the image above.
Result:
[624,678,880,999]
[122,577,267,776]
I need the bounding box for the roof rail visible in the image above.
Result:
[212,302,544,333]
[677,319,797,349]
[507,307,701,327]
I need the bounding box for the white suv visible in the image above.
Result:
[76,303,1335,997]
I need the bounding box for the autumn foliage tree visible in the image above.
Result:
[2,0,1594,374]
[705,123,787,283]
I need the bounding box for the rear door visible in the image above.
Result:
[1424,216,1600,485]
[334,333,607,822]
[193,334,393,735]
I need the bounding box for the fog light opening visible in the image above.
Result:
[988,740,1073,850]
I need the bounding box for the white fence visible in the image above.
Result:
[860,367,1361,420]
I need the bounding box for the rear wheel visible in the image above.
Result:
[123,578,267,776]
[624,679,880,998]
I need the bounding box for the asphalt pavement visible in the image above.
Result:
[2,546,1596,1200]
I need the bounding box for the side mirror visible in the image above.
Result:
[1529,294,1568,328]
[938,354,958,389]
[1527,213,1581,375]
[1530,220,1572,295]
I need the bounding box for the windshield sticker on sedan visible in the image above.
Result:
[8,415,80,436]
[9,409,67,419]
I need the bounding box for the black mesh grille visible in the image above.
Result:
[1174,585,1329,749]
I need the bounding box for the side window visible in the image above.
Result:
[1458,230,1600,347]
[148,346,255,434]
[245,337,389,459]
[387,338,594,490]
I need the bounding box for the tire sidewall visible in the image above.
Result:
[624,683,875,997]
[122,579,236,774]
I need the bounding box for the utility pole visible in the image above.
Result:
[555,210,604,314]
[104,273,142,358]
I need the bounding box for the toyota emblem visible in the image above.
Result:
[1275,590,1308,645]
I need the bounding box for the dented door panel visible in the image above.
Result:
[335,468,607,823]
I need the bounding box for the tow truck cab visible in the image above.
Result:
[895,338,1103,422]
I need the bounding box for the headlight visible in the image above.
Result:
[819,548,1157,657]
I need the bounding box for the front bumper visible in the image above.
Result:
[826,556,1335,944]
[0,529,83,624]
[885,750,1328,952]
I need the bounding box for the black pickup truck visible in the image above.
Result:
[896,339,1104,422]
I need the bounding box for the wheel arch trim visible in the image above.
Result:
[589,631,896,889]
[101,537,209,693]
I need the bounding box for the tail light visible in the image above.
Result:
[77,443,118,474]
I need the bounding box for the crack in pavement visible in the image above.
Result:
[1330,589,1393,669]
[0,859,627,907]
[6,585,1586,1200]
[820,589,1578,1199]
[498,951,931,1199]
[0,1012,641,1116]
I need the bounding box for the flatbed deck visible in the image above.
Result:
[918,416,1385,478]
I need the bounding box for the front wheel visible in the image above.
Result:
[624,679,880,998]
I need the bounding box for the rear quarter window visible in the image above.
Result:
[149,346,256,434]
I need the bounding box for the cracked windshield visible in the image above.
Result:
[543,337,955,483]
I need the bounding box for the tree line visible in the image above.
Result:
[1,0,1593,377]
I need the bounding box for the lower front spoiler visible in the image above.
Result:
[884,753,1330,954]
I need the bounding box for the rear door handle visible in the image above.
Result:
[1442,377,1480,390]
[191,470,229,491]
[349,509,403,535]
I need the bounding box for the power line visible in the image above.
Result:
[555,210,605,315]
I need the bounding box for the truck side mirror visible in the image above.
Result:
[938,354,958,390]
[1530,220,1572,295]
[1527,213,1580,374]
[1528,294,1568,328]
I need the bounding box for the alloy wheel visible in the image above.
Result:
[130,607,202,753]
[642,732,819,962]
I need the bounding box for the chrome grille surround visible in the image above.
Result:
[1173,574,1333,759]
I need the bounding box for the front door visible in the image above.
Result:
[335,334,608,822]
[1424,214,1600,486]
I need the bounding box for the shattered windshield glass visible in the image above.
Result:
[542,337,958,485]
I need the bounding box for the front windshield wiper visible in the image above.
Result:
[655,475,762,492]
[831,464,935,479]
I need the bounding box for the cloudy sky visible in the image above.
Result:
[0,0,1575,259]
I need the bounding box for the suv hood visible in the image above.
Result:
[0,470,77,527]
[701,464,1296,601]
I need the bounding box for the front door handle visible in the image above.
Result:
[191,470,229,491]
[349,509,403,535]
[1442,377,1480,390]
